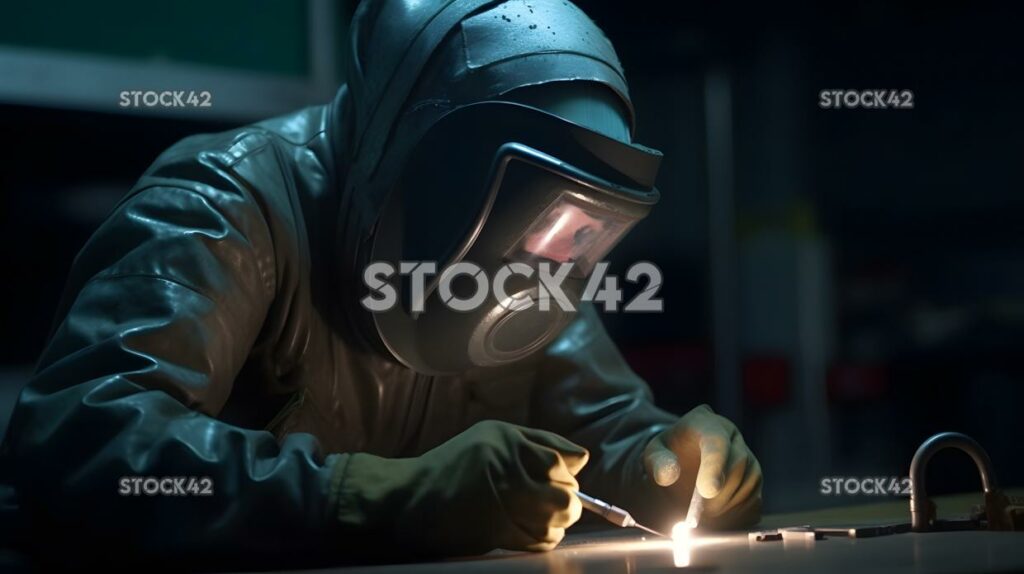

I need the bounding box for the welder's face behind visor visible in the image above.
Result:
[369,102,662,374]
[513,193,634,276]
[485,147,650,286]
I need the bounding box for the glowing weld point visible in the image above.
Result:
[671,521,693,568]
[672,521,693,541]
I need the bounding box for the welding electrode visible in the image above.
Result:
[576,491,669,537]
[683,486,706,528]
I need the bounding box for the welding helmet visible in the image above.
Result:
[368,101,662,374]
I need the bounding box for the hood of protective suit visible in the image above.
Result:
[329,0,640,352]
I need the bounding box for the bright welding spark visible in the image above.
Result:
[671,521,693,567]
[672,521,693,541]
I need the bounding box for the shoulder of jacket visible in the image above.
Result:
[146,104,329,174]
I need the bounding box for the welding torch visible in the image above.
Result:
[575,491,669,537]
[576,487,706,538]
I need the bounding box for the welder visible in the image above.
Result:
[0,0,761,566]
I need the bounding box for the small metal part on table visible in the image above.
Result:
[750,523,912,542]
[781,527,824,541]
[748,529,782,542]
[814,523,911,538]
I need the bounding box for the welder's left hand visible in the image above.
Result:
[642,404,763,529]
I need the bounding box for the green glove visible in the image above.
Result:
[642,404,763,529]
[330,420,589,556]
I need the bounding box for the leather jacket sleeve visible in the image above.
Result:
[530,303,682,527]
[0,168,344,564]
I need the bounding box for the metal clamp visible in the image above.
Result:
[909,431,1016,532]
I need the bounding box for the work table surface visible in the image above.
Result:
[3,492,1022,572]
[311,490,1024,574]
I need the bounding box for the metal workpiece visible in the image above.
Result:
[909,431,1015,532]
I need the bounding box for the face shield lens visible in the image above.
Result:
[507,193,636,275]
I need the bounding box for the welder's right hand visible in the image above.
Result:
[330,420,589,556]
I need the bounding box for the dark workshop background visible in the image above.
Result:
[1,1,1021,513]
